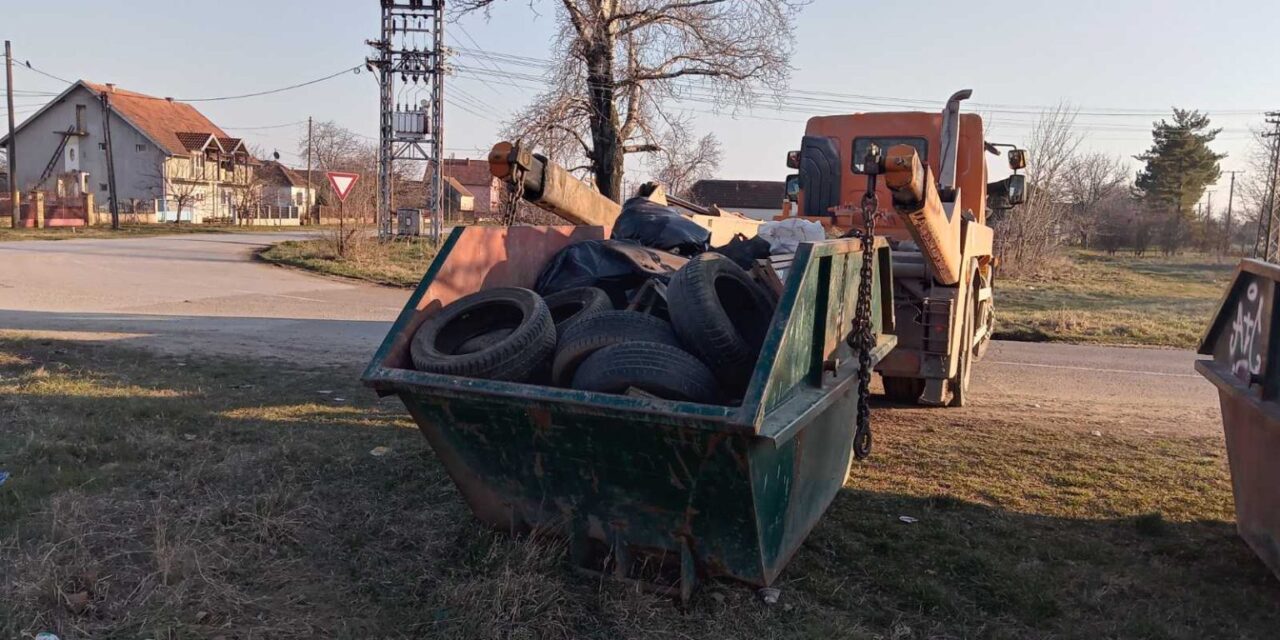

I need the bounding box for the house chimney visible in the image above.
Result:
[105,83,116,93]
[165,97,174,102]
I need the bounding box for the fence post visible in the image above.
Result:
[31,191,45,228]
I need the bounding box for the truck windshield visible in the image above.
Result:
[852,137,929,171]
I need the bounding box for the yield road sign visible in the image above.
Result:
[326,171,360,203]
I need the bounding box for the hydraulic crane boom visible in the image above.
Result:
[487,140,767,245]
[487,141,621,226]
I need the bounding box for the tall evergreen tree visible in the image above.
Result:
[1133,109,1226,251]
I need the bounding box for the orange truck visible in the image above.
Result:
[780,90,1026,405]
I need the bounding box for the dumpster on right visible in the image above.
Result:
[1196,258,1280,580]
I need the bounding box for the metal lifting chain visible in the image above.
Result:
[849,174,879,460]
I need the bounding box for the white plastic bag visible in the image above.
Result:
[757,218,826,255]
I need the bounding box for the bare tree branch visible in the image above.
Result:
[470,0,806,201]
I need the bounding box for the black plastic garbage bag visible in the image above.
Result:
[711,233,772,270]
[535,239,688,308]
[610,197,710,256]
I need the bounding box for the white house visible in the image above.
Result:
[257,161,315,210]
[0,80,256,223]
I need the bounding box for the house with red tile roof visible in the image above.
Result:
[257,160,315,210]
[0,80,256,222]
[442,158,499,216]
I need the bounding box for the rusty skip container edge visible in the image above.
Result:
[362,225,895,598]
[1196,258,1280,580]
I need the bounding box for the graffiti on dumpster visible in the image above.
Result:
[1229,281,1265,380]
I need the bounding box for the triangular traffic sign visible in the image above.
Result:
[326,171,360,203]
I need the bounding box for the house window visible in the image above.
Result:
[68,148,76,162]
[295,191,304,206]
[99,183,108,191]
[136,143,146,152]
[98,142,106,150]
[75,105,86,132]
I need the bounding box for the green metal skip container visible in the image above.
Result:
[363,225,895,598]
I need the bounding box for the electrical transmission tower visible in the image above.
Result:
[1257,111,1280,261]
[367,0,445,240]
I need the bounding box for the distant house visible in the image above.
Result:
[444,175,474,218]
[257,161,315,209]
[0,80,256,222]
[442,158,498,216]
[686,179,785,221]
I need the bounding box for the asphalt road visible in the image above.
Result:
[0,232,1220,434]
[0,232,407,366]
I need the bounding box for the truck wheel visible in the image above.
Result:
[882,376,924,404]
[544,286,612,334]
[571,341,720,404]
[666,253,775,394]
[949,272,978,407]
[410,287,556,382]
[974,269,995,361]
[551,311,681,386]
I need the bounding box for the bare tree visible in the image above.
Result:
[300,121,366,175]
[139,160,206,225]
[992,102,1082,274]
[646,119,721,196]
[232,170,266,225]
[1062,151,1129,248]
[461,0,805,201]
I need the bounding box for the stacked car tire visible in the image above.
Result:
[410,253,776,405]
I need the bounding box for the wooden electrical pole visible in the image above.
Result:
[100,91,120,230]
[5,40,18,229]
[1224,170,1242,256]
[306,116,313,221]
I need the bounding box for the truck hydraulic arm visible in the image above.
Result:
[487,141,621,226]
[882,144,963,286]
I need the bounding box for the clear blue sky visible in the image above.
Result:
[4,0,1278,203]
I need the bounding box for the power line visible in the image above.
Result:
[222,120,309,130]
[15,58,364,103]
[172,66,365,102]
[451,46,1271,118]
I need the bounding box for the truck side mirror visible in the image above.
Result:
[786,150,801,169]
[1008,149,1028,171]
[785,174,800,202]
[1006,174,1027,205]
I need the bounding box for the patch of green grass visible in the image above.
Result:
[259,237,439,287]
[0,334,1275,638]
[0,223,307,242]
[997,251,1235,348]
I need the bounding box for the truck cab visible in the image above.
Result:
[782,91,1024,406]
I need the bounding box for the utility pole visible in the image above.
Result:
[367,0,445,241]
[306,115,313,221]
[5,40,18,229]
[1261,111,1280,261]
[1224,170,1242,256]
[100,91,120,230]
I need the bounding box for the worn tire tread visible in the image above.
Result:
[551,311,680,385]
[570,341,719,403]
[410,287,556,382]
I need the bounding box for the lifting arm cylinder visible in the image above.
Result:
[884,144,962,285]
[488,141,621,226]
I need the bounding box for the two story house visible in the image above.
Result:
[0,80,255,222]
